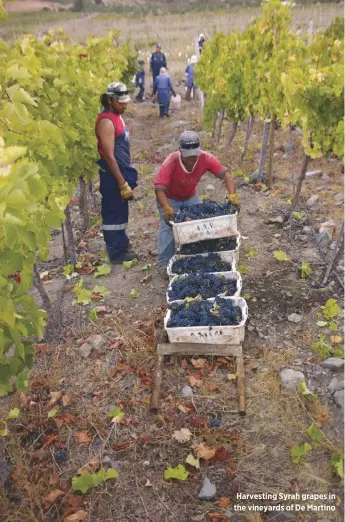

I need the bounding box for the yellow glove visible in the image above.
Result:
[162,205,174,224]
[119,182,134,201]
[228,192,240,208]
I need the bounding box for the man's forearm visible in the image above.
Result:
[104,156,126,186]
[223,171,236,194]
[155,189,169,208]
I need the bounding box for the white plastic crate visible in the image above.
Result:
[166,271,242,305]
[164,296,248,344]
[168,233,241,280]
[171,213,238,247]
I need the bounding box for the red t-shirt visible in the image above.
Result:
[154,151,226,200]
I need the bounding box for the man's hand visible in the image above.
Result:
[119,182,134,201]
[228,192,240,209]
[162,204,174,224]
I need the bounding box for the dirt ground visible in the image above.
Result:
[0,78,344,522]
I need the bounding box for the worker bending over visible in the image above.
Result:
[154,131,239,273]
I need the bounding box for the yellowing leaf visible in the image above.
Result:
[331,452,344,479]
[306,423,325,446]
[64,511,88,521]
[108,406,124,423]
[42,488,64,508]
[195,443,216,460]
[75,431,93,444]
[322,298,340,319]
[123,258,138,269]
[164,464,189,481]
[186,453,200,469]
[227,373,237,381]
[316,321,328,327]
[189,375,202,387]
[129,288,140,299]
[6,408,20,420]
[273,250,290,262]
[93,264,111,278]
[48,406,60,419]
[173,428,192,444]
[291,442,312,464]
[191,358,206,368]
[301,261,312,279]
[330,335,342,345]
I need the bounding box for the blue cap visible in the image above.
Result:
[156,43,161,48]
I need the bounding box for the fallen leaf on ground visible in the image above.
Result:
[190,416,208,427]
[330,335,342,345]
[140,275,152,283]
[77,457,101,474]
[32,448,49,461]
[42,489,64,509]
[227,463,237,478]
[186,454,200,469]
[181,359,188,370]
[64,510,88,521]
[144,479,153,487]
[211,446,231,462]
[227,373,237,381]
[215,498,231,508]
[173,428,192,443]
[191,358,206,368]
[54,414,76,428]
[75,431,92,444]
[49,474,60,485]
[49,391,63,405]
[189,375,202,387]
[195,443,216,460]
[62,395,72,407]
[208,514,229,521]
[64,494,84,509]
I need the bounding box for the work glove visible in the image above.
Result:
[162,204,174,225]
[119,182,134,201]
[227,192,240,210]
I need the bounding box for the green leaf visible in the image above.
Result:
[297,381,317,401]
[291,442,312,464]
[185,454,200,469]
[164,464,189,481]
[238,264,248,274]
[329,322,338,332]
[241,294,251,300]
[63,264,74,277]
[312,334,331,360]
[73,287,92,306]
[93,264,111,278]
[306,423,325,447]
[273,250,290,262]
[6,408,20,420]
[301,261,312,279]
[316,321,328,327]
[331,452,344,479]
[108,406,124,421]
[15,370,29,391]
[48,406,60,418]
[245,247,258,258]
[291,211,305,221]
[322,298,340,320]
[99,249,108,261]
[123,258,138,270]
[0,421,8,437]
[88,309,98,322]
[129,288,140,299]
[92,285,111,299]
[72,468,119,494]
[140,264,152,271]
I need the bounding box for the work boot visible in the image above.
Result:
[164,113,170,118]
[110,252,139,265]
[157,265,169,281]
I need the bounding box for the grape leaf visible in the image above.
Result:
[301,261,312,279]
[238,264,248,274]
[330,335,342,345]
[185,454,200,469]
[290,442,312,464]
[329,322,338,332]
[331,452,344,479]
[306,423,325,446]
[322,299,340,319]
[140,264,152,271]
[173,428,192,443]
[108,406,124,422]
[129,288,140,298]
[48,406,60,418]
[92,285,111,299]
[164,464,189,481]
[88,309,98,322]
[292,211,305,221]
[93,264,111,278]
[245,247,258,257]
[274,250,290,262]
[316,321,328,327]
[6,408,20,420]
[297,381,317,401]
[72,468,119,494]
[123,258,138,269]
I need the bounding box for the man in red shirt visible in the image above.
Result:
[154,130,239,269]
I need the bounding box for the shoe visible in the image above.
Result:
[157,265,169,281]
[110,252,139,265]
[164,113,170,118]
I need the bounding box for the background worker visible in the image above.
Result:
[95,82,138,264]
[135,59,145,102]
[152,67,176,118]
[198,33,205,54]
[150,44,167,85]
[154,131,239,271]
[185,55,198,101]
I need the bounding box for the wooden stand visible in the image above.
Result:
[150,332,246,416]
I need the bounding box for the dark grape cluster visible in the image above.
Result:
[179,237,237,255]
[174,200,237,223]
[168,296,242,327]
[168,273,237,301]
[171,253,233,275]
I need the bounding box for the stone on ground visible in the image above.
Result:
[181,385,193,398]
[247,205,258,215]
[198,477,216,501]
[333,390,344,409]
[322,358,345,371]
[305,169,322,178]
[268,216,284,224]
[79,342,93,358]
[287,313,302,323]
[280,368,305,392]
[328,377,344,393]
[306,195,319,208]
[86,334,106,350]
[315,231,332,250]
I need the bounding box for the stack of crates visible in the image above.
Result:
[163,210,248,344]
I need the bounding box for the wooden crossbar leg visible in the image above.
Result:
[236,355,246,416]
[150,355,164,413]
